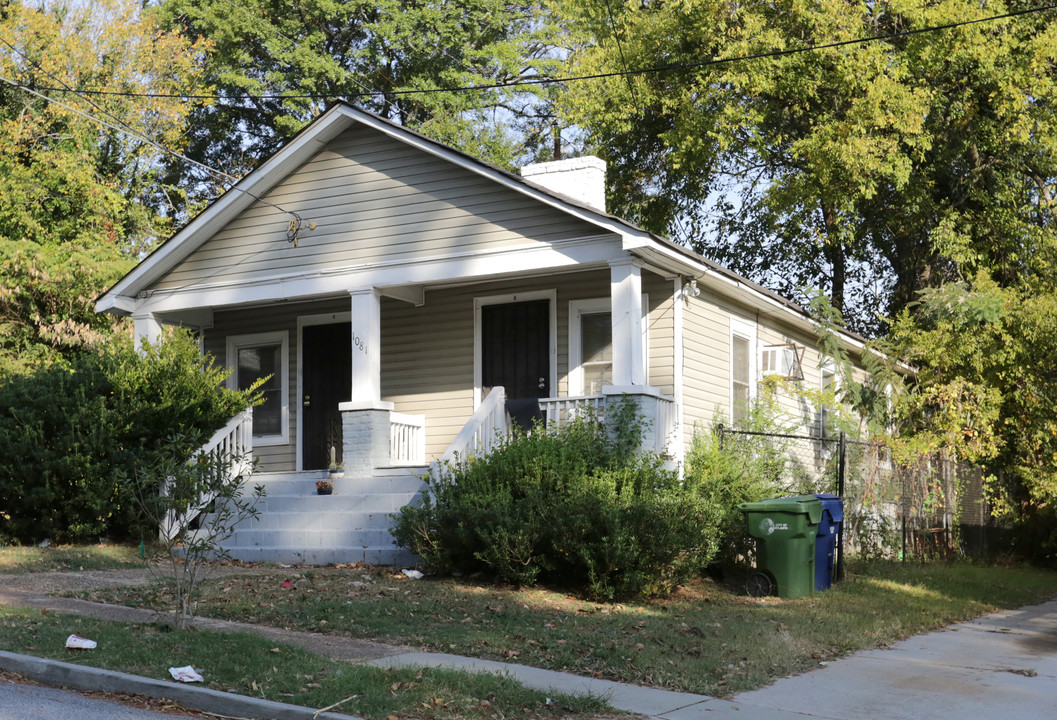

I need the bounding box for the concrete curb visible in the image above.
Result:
[0,650,361,720]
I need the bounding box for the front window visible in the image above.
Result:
[569,297,649,396]
[580,311,613,395]
[228,331,289,445]
[237,345,282,435]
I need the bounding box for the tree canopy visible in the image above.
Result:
[0,0,206,372]
[155,0,566,213]
[558,0,1057,336]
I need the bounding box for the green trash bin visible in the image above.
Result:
[738,495,824,599]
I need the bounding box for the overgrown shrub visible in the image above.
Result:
[683,403,800,567]
[0,330,257,543]
[392,401,720,600]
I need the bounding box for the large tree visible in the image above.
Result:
[558,0,1057,336]
[155,0,565,213]
[0,0,206,372]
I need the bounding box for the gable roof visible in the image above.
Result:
[96,101,867,351]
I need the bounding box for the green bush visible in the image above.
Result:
[0,330,256,543]
[683,405,798,567]
[392,402,720,600]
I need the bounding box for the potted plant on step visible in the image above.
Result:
[328,446,344,481]
[316,479,333,495]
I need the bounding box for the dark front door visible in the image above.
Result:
[481,299,550,431]
[302,323,351,470]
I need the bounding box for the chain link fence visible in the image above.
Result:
[718,427,992,566]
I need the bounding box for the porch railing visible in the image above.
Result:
[654,394,678,456]
[539,394,606,426]
[437,386,508,466]
[540,393,679,457]
[390,412,426,466]
[161,409,254,541]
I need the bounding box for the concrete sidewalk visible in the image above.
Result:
[369,598,1057,719]
[1,589,1055,719]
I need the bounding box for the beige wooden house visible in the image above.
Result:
[97,103,868,564]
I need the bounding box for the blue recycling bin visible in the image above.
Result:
[813,494,844,590]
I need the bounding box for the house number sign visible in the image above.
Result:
[353,333,367,354]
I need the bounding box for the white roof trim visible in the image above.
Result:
[97,104,651,314]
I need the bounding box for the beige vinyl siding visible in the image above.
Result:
[681,288,734,442]
[681,286,832,450]
[150,127,603,292]
[205,297,349,473]
[642,272,675,397]
[381,268,675,459]
[682,293,870,446]
[382,270,609,458]
[757,323,826,435]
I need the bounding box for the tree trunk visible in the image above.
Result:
[820,200,846,317]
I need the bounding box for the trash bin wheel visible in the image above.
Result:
[746,571,773,598]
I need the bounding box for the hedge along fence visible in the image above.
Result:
[712,425,989,562]
[0,330,258,544]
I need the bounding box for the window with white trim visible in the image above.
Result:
[569,297,648,396]
[227,331,289,445]
[730,318,757,423]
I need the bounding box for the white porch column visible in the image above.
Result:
[609,257,645,387]
[340,287,393,475]
[348,288,388,408]
[131,309,162,354]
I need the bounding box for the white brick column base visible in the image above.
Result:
[339,402,394,478]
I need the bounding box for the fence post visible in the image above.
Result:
[901,461,908,564]
[836,431,846,581]
[718,423,725,450]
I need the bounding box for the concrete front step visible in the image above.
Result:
[234,509,399,533]
[218,545,419,566]
[208,467,428,566]
[254,493,422,514]
[229,525,398,549]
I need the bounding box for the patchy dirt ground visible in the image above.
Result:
[0,566,407,663]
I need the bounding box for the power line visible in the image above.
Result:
[0,73,235,183]
[0,35,238,183]
[0,23,326,230]
[601,0,639,106]
[15,2,1057,104]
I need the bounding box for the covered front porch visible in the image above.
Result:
[150,264,682,565]
[137,262,683,480]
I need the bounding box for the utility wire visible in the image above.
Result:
[15,2,1057,103]
[0,72,239,184]
[601,0,639,105]
[0,42,307,226]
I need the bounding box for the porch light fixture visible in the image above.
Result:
[682,279,701,298]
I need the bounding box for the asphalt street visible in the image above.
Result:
[0,679,199,720]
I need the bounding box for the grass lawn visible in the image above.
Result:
[0,606,610,720]
[77,560,1057,697]
[0,543,145,573]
